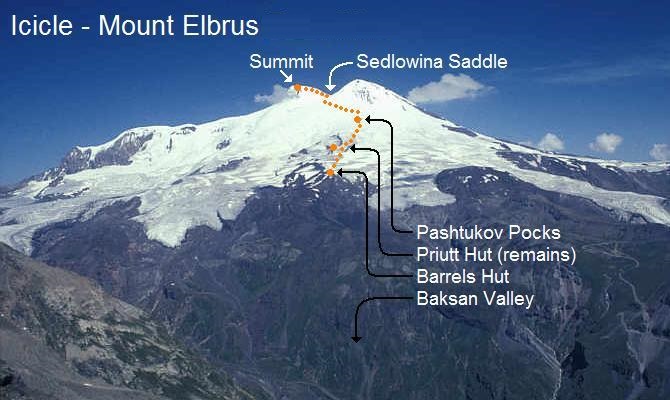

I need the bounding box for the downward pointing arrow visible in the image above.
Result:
[279,69,293,83]
[352,296,414,343]
[326,61,353,91]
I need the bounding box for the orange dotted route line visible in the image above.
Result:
[293,83,362,177]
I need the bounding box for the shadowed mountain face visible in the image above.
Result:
[29,168,670,400]
[0,243,264,400]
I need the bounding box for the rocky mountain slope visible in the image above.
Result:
[1,80,669,399]
[25,174,670,399]
[0,243,262,400]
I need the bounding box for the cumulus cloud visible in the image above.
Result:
[254,84,295,104]
[536,133,564,151]
[589,133,623,154]
[649,143,670,161]
[407,73,492,104]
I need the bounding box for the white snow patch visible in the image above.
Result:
[482,174,499,183]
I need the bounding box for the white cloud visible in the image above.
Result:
[254,84,295,104]
[589,133,622,154]
[407,73,491,104]
[649,143,670,161]
[541,57,670,84]
[543,63,638,84]
[536,133,564,151]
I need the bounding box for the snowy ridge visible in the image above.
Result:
[1,79,668,252]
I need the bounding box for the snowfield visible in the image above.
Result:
[1,80,669,252]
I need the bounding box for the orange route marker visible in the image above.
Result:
[294,83,367,175]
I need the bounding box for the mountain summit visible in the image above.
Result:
[1,79,668,250]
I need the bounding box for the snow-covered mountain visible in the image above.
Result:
[1,79,669,252]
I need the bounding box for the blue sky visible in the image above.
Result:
[1,0,669,184]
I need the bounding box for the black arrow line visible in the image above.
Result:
[352,296,414,342]
[364,116,413,234]
[351,144,413,257]
[338,169,414,278]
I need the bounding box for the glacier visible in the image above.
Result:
[1,79,668,252]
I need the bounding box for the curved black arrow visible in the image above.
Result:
[364,116,413,234]
[351,144,412,257]
[338,169,413,278]
[352,296,414,342]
